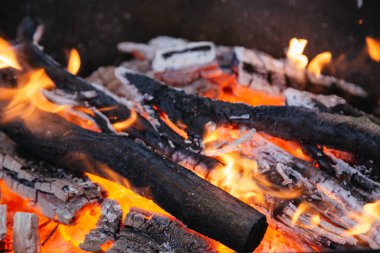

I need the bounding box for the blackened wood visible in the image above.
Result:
[0,110,267,252]
[0,205,6,241]
[119,70,380,163]
[16,43,220,171]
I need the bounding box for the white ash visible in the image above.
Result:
[284,87,346,109]
[152,41,216,72]
[229,114,250,120]
[336,79,367,97]
[0,205,6,241]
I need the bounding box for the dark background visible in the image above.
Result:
[1,0,380,98]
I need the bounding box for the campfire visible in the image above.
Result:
[0,16,379,253]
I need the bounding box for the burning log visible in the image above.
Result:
[80,199,122,252]
[117,69,380,163]
[16,42,221,172]
[233,46,374,110]
[0,132,104,224]
[13,212,41,253]
[0,108,267,252]
[108,208,216,253]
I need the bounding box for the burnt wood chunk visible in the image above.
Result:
[0,110,267,252]
[80,199,122,252]
[0,205,6,241]
[108,208,216,253]
[117,69,380,163]
[13,212,40,253]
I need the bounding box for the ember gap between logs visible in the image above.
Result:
[0,1,380,252]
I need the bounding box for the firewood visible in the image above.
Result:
[0,132,104,224]
[13,212,40,253]
[16,43,221,173]
[233,46,375,110]
[108,208,216,253]
[80,199,122,252]
[241,134,379,249]
[0,109,267,252]
[116,68,380,163]
[0,205,6,241]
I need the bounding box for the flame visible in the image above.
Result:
[346,200,380,236]
[157,109,189,139]
[0,37,21,70]
[366,37,380,62]
[287,38,308,69]
[67,48,81,75]
[112,109,137,132]
[308,51,332,76]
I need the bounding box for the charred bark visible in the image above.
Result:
[118,69,380,163]
[0,110,267,252]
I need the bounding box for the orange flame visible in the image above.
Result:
[158,110,189,139]
[287,38,308,69]
[112,109,137,132]
[308,51,332,76]
[366,37,380,62]
[67,48,81,75]
[0,37,21,70]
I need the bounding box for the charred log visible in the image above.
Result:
[117,69,380,163]
[0,132,104,224]
[16,43,220,172]
[108,208,216,253]
[0,109,267,252]
[0,205,6,241]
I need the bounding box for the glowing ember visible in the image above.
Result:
[286,38,308,69]
[67,48,81,75]
[157,108,189,139]
[307,51,332,76]
[366,36,380,62]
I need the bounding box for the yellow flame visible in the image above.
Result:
[67,48,81,75]
[287,38,308,69]
[366,37,380,62]
[308,51,332,76]
[203,128,301,208]
[346,200,380,235]
[0,37,21,70]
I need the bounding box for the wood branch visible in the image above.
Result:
[16,43,221,172]
[0,132,104,224]
[117,69,380,163]
[108,208,216,253]
[0,205,6,241]
[80,199,122,252]
[0,110,267,252]
[13,212,40,253]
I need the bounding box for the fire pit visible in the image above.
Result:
[0,1,380,252]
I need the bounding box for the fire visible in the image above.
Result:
[366,36,380,62]
[307,51,332,76]
[112,109,137,132]
[0,37,21,70]
[346,200,380,236]
[203,128,301,207]
[67,48,81,75]
[286,38,308,69]
[157,109,189,139]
